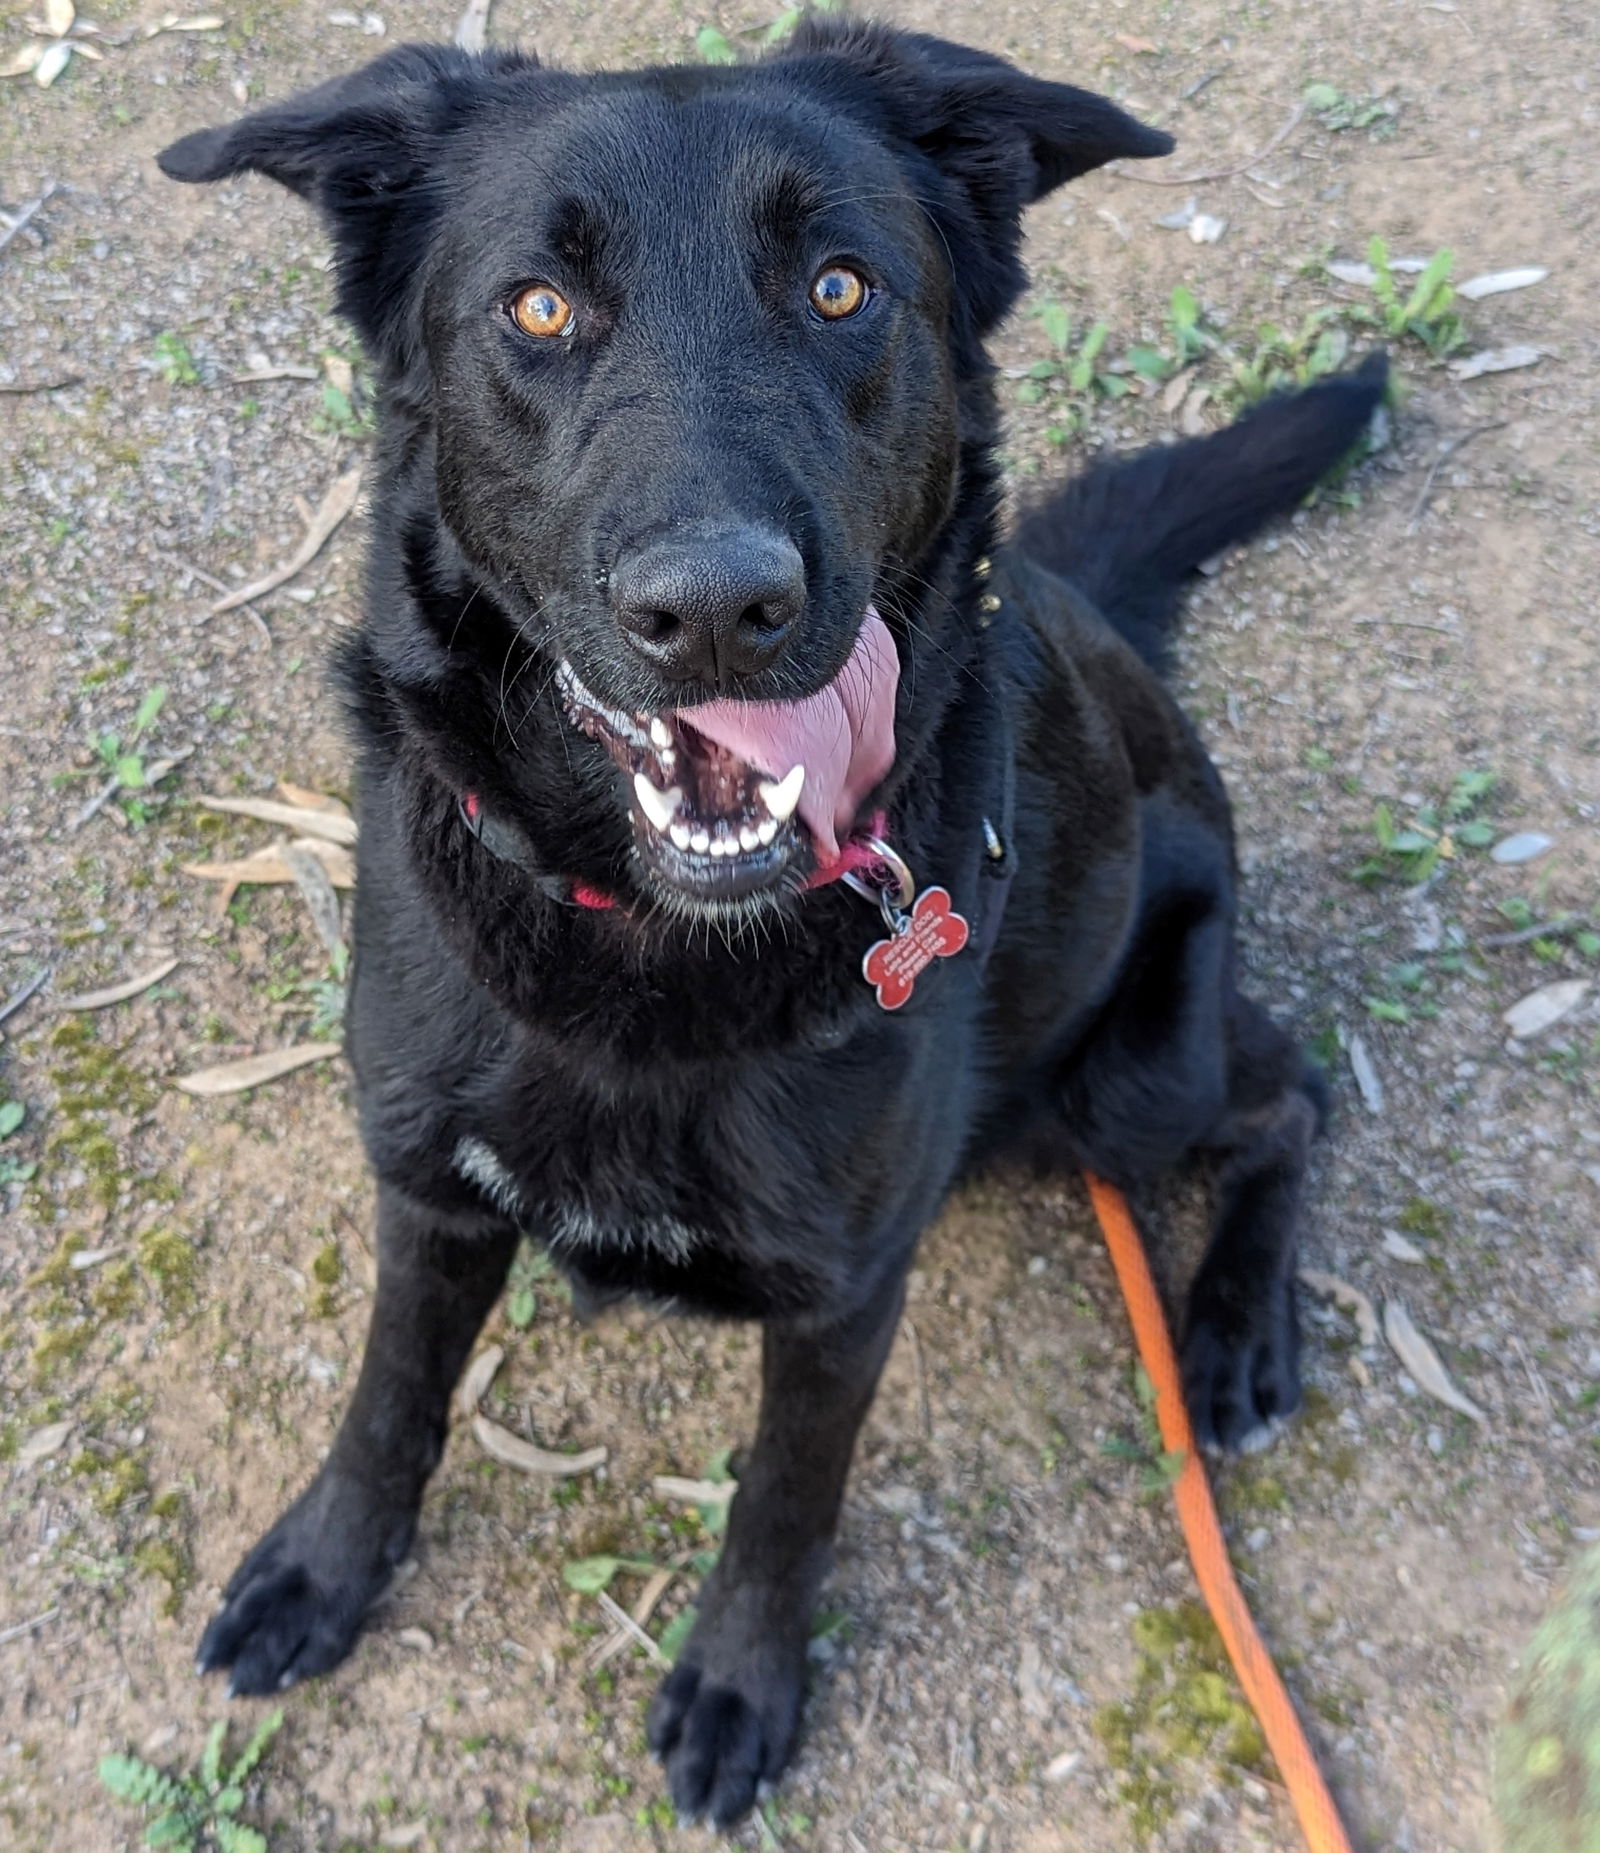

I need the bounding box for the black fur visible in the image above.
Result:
[161,19,1385,1828]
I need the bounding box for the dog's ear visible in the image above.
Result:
[783,21,1172,338]
[159,44,534,363]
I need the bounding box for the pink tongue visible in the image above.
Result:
[676,606,899,861]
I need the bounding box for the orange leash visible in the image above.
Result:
[1083,1173,1355,1853]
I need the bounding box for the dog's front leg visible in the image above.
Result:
[648,1268,905,1827]
[197,1182,518,1695]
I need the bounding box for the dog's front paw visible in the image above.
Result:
[646,1622,806,1828]
[196,1473,416,1697]
[1181,1272,1301,1452]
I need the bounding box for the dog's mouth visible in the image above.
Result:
[557,607,900,901]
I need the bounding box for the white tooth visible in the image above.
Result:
[757,764,805,822]
[709,837,729,857]
[739,825,761,852]
[756,818,778,845]
[649,717,673,749]
[659,748,675,771]
[669,822,692,851]
[632,772,682,833]
[690,830,710,854]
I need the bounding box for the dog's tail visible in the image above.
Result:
[1013,351,1388,671]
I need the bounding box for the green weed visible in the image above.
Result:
[98,1711,284,1852]
[151,332,200,386]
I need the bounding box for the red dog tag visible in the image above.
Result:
[861,886,970,1011]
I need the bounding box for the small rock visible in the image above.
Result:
[396,1627,435,1652]
[1489,831,1554,865]
[1245,1527,1271,1553]
[141,1723,181,1756]
[1381,1230,1427,1264]
[1504,979,1590,1040]
[378,1827,428,1849]
[1155,198,1197,230]
[1027,1255,1049,1277]
[1347,1031,1385,1116]
[1427,1428,1444,1455]
[1044,1749,1083,1783]
[1188,212,1227,245]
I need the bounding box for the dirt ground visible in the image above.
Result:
[3,0,1598,1848]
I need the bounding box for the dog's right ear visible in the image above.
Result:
[159,44,533,363]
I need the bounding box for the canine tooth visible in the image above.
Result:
[690,830,710,854]
[649,717,673,749]
[756,818,778,846]
[669,822,691,851]
[632,772,682,832]
[739,825,761,852]
[757,764,805,822]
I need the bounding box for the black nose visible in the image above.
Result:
[611,523,805,685]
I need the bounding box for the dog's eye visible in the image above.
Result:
[510,284,575,339]
[809,264,868,321]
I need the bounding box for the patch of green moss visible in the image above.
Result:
[1093,1601,1273,1842]
[133,1536,192,1618]
[71,1448,149,1516]
[137,1227,198,1310]
[91,1260,141,1319]
[32,1321,93,1381]
[40,1018,159,1213]
[1398,1197,1449,1241]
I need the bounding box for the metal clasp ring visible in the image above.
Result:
[841,835,916,934]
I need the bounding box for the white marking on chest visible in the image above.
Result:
[452,1136,526,1219]
[547,1202,701,1265]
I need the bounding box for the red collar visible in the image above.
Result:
[461,791,890,911]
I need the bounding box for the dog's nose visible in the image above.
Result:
[611,524,804,685]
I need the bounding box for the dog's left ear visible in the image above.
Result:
[784,21,1173,335]
[159,44,536,365]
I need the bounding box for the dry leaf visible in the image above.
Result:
[195,795,358,845]
[1449,346,1544,382]
[33,37,71,82]
[56,955,180,1012]
[1457,266,1547,301]
[1299,1268,1379,1348]
[17,1419,74,1466]
[1382,1300,1487,1424]
[1504,979,1590,1041]
[205,467,362,617]
[276,780,351,819]
[652,1475,737,1507]
[1114,33,1157,52]
[454,1343,504,1417]
[145,11,225,33]
[44,0,73,37]
[183,837,355,891]
[283,844,345,964]
[1,41,44,74]
[175,1041,341,1096]
[471,1413,606,1476]
[1346,1030,1384,1115]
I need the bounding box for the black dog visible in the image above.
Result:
[160,18,1384,1827]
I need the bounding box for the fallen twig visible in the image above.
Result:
[594,1588,666,1665]
[1407,422,1507,530]
[0,1607,60,1647]
[202,467,362,618]
[1479,913,1587,949]
[0,182,58,258]
[1109,101,1306,186]
[228,365,318,383]
[0,965,52,1029]
[0,372,81,394]
[55,955,179,1011]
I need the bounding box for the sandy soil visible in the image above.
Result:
[2,1,1598,1848]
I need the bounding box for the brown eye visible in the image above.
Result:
[510,284,574,338]
[809,264,868,321]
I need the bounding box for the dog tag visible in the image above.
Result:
[861,886,970,1011]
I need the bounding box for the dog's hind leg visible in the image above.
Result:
[196,1182,518,1696]
[1178,995,1322,1452]
[647,1268,905,1828]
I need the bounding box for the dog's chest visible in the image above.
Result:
[451,1134,706,1263]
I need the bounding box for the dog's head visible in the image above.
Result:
[161,22,1169,918]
